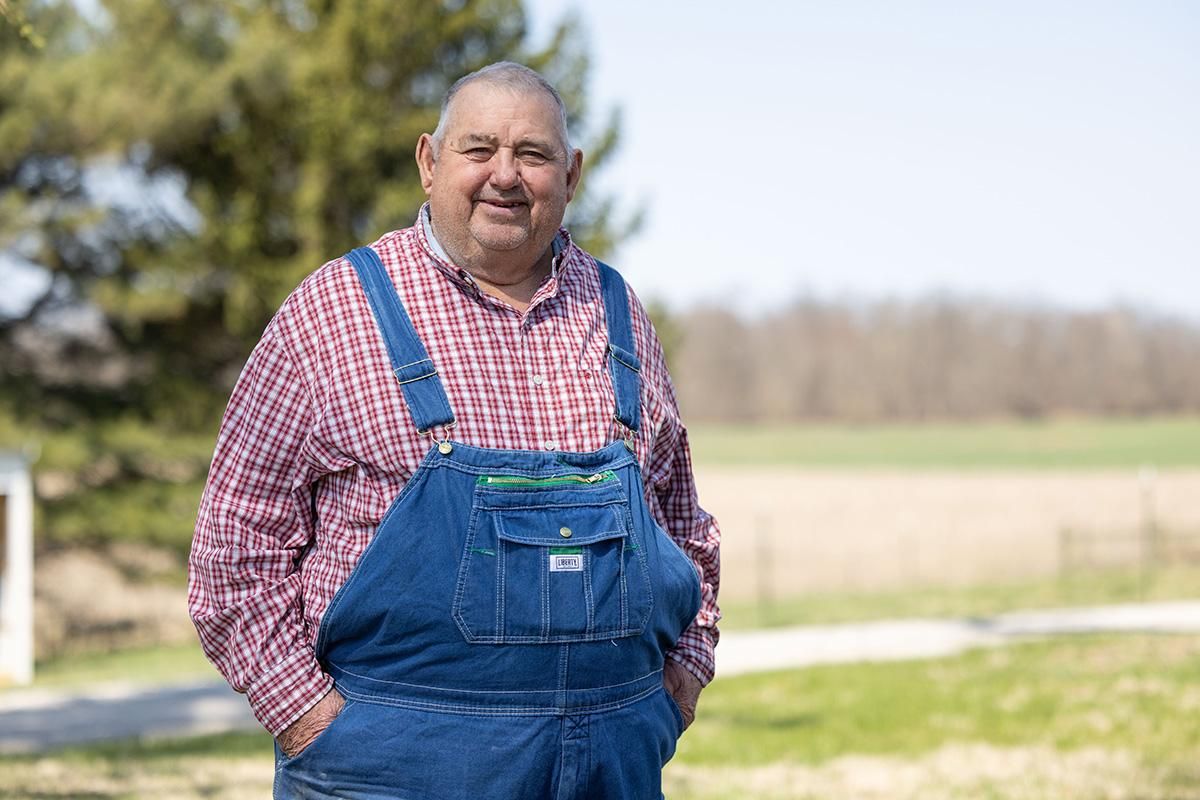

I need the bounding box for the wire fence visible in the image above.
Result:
[1058,467,1200,599]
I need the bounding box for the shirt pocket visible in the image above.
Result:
[452,474,653,644]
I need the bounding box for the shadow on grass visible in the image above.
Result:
[0,731,275,763]
[706,710,821,731]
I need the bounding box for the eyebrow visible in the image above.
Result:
[453,133,560,153]
[455,133,498,149]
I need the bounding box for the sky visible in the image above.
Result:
[525,0,1200,318]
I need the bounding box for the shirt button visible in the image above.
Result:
[532,374,545,386]
[543,440,559,451]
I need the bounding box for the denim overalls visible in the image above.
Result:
[272,246,702,800]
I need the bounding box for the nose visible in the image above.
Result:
[489,148,520,190]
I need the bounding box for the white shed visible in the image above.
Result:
[0,452,33,685]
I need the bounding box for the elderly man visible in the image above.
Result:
[189,61,720,799]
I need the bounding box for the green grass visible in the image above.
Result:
[3,635,1199,799]
[0,730,277,799]
[13,729,277,763]
[720,565,1200,630]
[31,642,215,689]
[58,730,275,762]
[678,633,1200,767]
[688,416,1200,469]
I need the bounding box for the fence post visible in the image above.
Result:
[755,513,774,626]
[1058,527,1073,577]
[0,452,34,686]
[1138,465,1159,601]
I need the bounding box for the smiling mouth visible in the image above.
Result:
[478,198,527,210]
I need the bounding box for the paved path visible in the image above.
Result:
[3,600,1199,755]
[0,679,259,754]
[716,600,1200,676]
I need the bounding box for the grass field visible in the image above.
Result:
[720,564,1200,629]
[688,417,1200,468]
[669,633,1200,799]
[31,642,215,689]
[4,634,1199,799]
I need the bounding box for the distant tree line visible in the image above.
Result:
[670,298,1200,422]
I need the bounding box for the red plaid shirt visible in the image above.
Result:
[188,209,721,735]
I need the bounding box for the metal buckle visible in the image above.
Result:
[612,415,637,451]
[419,421,458,454]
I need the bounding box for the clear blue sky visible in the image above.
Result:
[526,0,1200,318]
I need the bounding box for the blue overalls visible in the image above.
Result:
[273,246,703,799]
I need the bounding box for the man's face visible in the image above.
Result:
[417,82,583,273]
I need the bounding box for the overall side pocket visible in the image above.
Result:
[276,696,359,769]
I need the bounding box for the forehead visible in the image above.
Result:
[443,82,565,146]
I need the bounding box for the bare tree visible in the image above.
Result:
[673,297,1200,422]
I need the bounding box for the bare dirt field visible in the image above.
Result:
[696,469,1200,601]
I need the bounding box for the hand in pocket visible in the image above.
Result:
[277,687,346,758]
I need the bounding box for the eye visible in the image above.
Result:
[518,149,550,165]
[464,147,493,160]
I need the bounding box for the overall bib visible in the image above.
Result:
[273,247,703,800]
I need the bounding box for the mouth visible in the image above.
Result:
[477,198,528,211]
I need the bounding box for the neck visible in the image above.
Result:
[464,247,554,311]
[426,215,555,310]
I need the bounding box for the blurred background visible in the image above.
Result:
[1,1,1198,798]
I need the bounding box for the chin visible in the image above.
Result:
[471,227,532,253]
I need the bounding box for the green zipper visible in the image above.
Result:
[477,470,616,488]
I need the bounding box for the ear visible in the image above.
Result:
[416,134,437,195]
[565,148,584,203]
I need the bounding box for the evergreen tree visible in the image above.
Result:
[0,0,635,553]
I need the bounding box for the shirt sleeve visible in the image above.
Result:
[187,319,332,736]
[629,293,722,686]
[656,405,722,686]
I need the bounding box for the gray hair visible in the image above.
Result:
[430,61,572,159]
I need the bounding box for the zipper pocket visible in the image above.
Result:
[477,470,617,488]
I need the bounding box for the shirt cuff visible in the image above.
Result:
[666,621,718,686]
[246,646,334,736]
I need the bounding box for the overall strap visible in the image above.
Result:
[596,260,641,433]
[345,246,456,433]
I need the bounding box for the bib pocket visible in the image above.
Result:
[453,474,653,644]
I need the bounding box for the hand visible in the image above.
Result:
[662,659,703,731]
[277,687,345,758]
